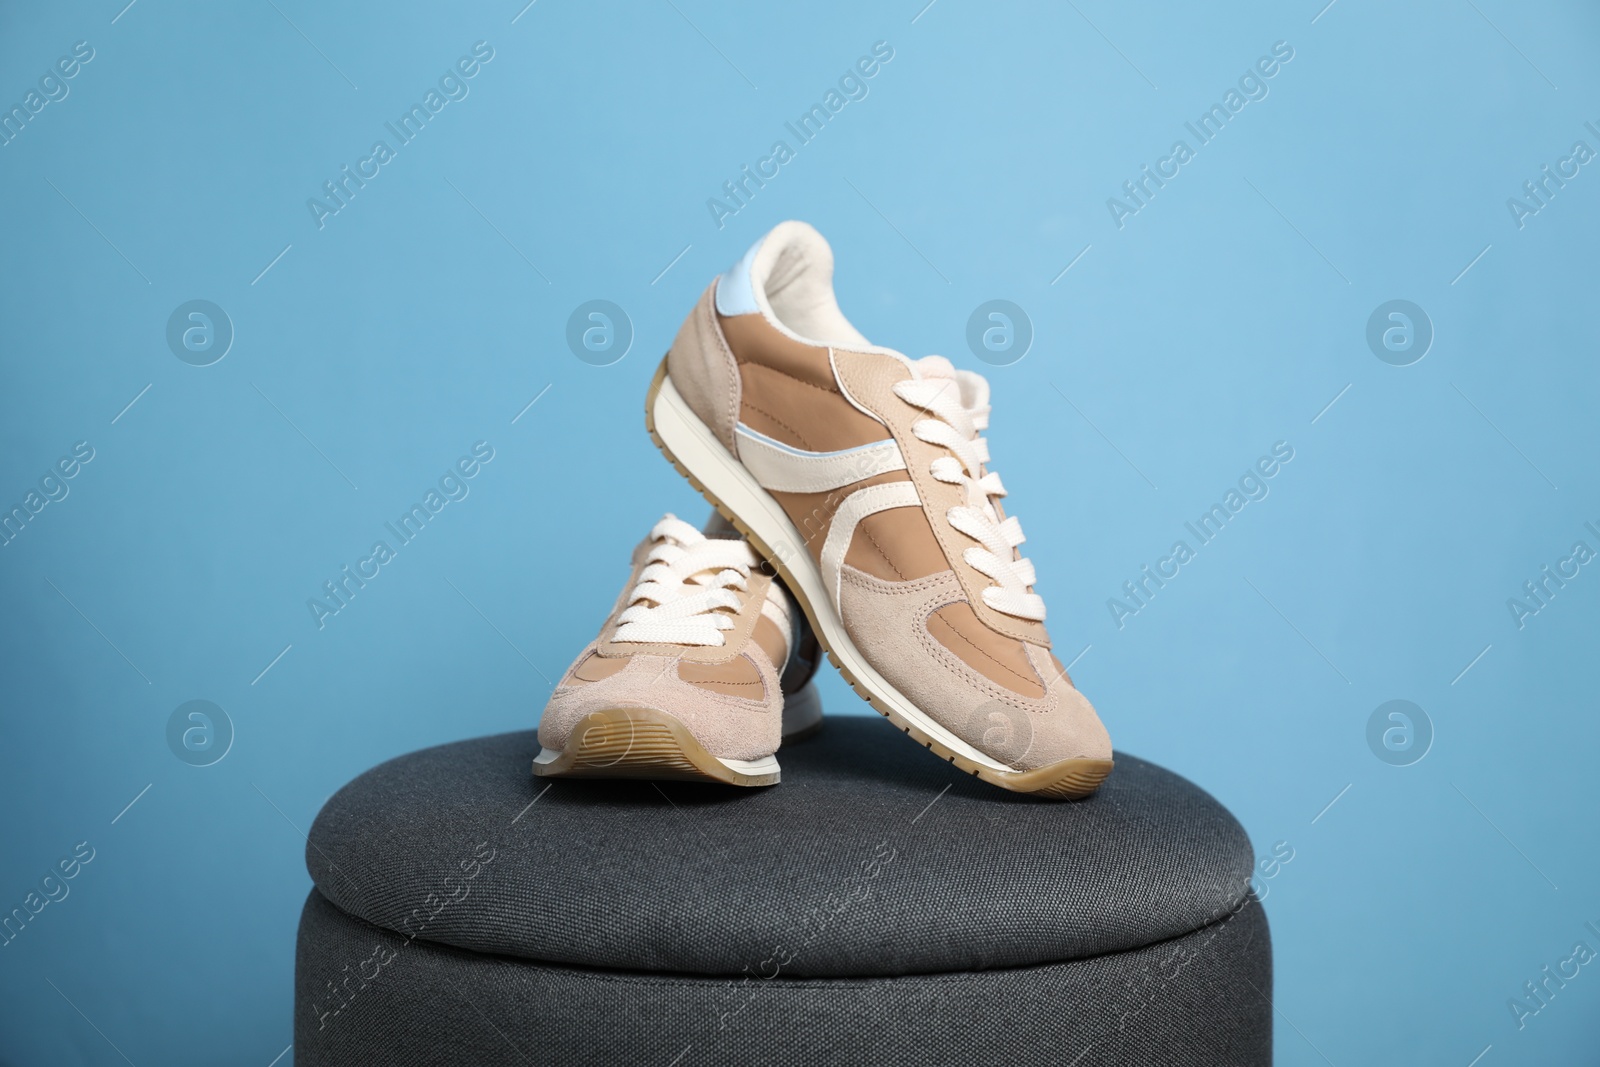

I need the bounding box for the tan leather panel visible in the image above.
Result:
[844,504,946,582]
[737,362,837,451]
[752,615,788,671]
[678,654,766,698]
[926,602,1045,699]
[571,651,629,683]
[736,362,885,453]
[772,470,912,566]
[719,313,886,452]
[831,348,1050,648]
[837,564,1111,770]
[720,312,837,392]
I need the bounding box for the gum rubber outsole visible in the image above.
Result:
[533,707,781,788]
[644,357,1113,800]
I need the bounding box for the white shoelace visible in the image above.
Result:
[893,357,1047,622]
[612,515,779,646]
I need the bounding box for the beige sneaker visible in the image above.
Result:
[533,513,821,787]
[646,221,1112,798]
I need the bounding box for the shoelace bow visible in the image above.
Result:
[611,515,762,646]
[892,357,1046,622]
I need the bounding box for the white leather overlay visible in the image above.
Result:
[735,424,906,493]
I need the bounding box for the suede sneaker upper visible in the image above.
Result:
[534,513,820,787]
[648,221,1112,797]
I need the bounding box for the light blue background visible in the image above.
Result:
[2,1,1597,1063]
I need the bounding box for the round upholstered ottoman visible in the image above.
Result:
[295,718,1271,1065]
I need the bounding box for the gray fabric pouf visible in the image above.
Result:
[294,718,1272,1065]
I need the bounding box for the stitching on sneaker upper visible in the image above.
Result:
[838,564,1057,715]
[861,525,907,581]
[739,399,814,451]
[703,284,742,445]
[909,593,1052,714]
[926,607,1042,693]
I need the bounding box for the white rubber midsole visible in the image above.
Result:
[781,679,823,739]
[653,374,1014,774]
[532,745,780,775]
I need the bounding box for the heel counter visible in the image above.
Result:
[666,283,740,452]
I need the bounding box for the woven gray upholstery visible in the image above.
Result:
[295,888,1272,1066]
[304,719,1256,978]
[296,718,1271,1064]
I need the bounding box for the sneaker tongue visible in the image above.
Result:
[909,357,991,421]
[956,368,990,412]
[685,568,730,589]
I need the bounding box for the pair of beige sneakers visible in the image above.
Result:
[535,222,1112,798]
